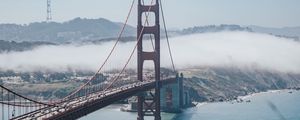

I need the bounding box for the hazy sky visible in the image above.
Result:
[0,0,300,28]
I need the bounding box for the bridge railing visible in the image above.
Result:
[0,85,55,120]
[1,72,178,120]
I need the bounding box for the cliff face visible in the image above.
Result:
[181,67,300,102]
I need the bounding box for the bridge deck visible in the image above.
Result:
[12,77,176,120]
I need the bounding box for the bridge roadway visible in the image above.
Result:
[12,77,177,120]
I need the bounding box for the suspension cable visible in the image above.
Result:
[1,87,4,120]
[0,1,175,115]
[1,0,137,108]
[0,85,51,106]
[159,0,176,72]
[104,0,156,90]
[61,0,136,100]
[142,0,155,50]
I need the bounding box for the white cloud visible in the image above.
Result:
[0,31,299,73]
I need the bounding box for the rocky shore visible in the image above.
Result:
[181,67,300,102]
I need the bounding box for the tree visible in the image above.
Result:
[53,89,69,98]
[91,73,107,85]
[48,72,67,81]
[4,70,16,77]
[20,73,31,82]
[33,72,45,81]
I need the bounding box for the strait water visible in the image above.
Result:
[81,90,300,120]
[1,90,298,120]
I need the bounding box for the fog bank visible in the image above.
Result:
[0,31,299,73]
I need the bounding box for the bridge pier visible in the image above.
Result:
[160,73,191,112]
[126,74,191,113]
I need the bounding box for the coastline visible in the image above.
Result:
[238,89,287,100]
[195,88,298,107]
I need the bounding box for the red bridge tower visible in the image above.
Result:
[137,0,161,120]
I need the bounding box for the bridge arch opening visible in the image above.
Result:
[142,34,156,52]
[141,0,156,6]
[142,12,156,27]
[142,61,155,79]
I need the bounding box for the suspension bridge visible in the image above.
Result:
[0,0,191,120]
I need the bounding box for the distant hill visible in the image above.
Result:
[166,24,253,38]
[177,24,252,35]
[170,25,299,41]
[1,19,299,44]
[0,18,136,43]
[248,25,300,40]
[183,67,300,102]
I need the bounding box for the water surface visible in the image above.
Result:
[81,90,300,120]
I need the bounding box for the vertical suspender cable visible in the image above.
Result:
[104,0,156,90]
[142,0,155,50]
[8,92,10,119]
[159,0,176,72]
[62,0,136,101]
[13,94,15,118]
[1,88,3,120]
[19,98,21,116]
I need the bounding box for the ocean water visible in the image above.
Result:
[81,90,300,120]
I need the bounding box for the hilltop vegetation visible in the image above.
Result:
[0,40,55,53]
[0,18,135,43]
[176,24,252,35]
[1,17,299,44]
